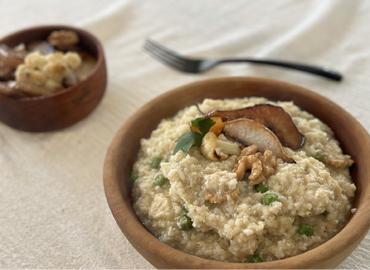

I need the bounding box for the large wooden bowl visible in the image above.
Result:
[0,25,107,131]
[103,77,370,269]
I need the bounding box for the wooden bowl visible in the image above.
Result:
[103,77,370,269]
[0,25,107,131]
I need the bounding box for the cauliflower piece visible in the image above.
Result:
[45,79,62,91]
[16,64,47,85]
[15,51,81,96]
[46,52,64,63]
[24,52,47,69]
[216,134,241,155]
[0,44,25,80]
[201,132,219,161]
[201,132,241,161]
[43,62,68,81]
[64,52,81,69]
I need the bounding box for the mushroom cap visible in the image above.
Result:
[208,104,305,150]
[224,118,292,162]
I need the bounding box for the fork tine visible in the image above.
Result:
[144,39,342,79]
[144,42,185,71]
[144,40,185,64]
[146,39,188,62]
[144,40,188,69]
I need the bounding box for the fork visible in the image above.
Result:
[144,39,342,81]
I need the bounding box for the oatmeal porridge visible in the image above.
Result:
[131,97,355,263]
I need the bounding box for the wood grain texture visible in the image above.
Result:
[104,77,370,269]
[0,25,107,131]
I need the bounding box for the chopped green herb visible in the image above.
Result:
[130,173,138,183]
[312,151,326,162]
[153,174,169,187]
[247,254,263,263]
[173,131,202,154]
[173,117,216,154]
[150,156,162,169]
[297,224,314,236]
[254,183,269,193]
[177,214,193,230]
[261,193,279,205]
[191,117,215,135]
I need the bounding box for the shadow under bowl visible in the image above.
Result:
[104,77,370,269]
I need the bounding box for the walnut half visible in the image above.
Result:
[48,30,79,50]
[234,145,277,185]
[325,156,353,169]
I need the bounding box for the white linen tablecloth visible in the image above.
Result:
[1,0,369,268]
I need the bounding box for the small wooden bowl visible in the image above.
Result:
[0,25,107,131]
[103,77,370,269]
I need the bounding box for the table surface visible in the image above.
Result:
[1,0,369,268]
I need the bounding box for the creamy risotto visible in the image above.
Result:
[131,97,356,263]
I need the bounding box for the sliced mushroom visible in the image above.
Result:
[208,104,305,150]
[0,81,26,97]
[0,81,16,96]
[223,118,292,162]
[325,157,353,169]
[0,44,25,80]
[28,41,55,55]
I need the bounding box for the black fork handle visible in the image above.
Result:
[217,58,342,81]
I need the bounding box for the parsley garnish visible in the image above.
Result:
[312,151,326,162]
[254,183,269,193]
[191,117,215,135]
[173,132,202,154]
[153,174,169,187]
[261,193,279,205]
[177,214,193,230]
[130,173,138,183]
[174,117,215,154]
[247,254,263,263]
[297,224,314,236]
[150,156,162,169]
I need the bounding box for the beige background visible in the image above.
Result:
[0,0,369,268]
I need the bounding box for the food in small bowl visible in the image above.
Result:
[0,25,106,131]
[104,77,370,269]
[131,97,355,263]
[0,29,96,97]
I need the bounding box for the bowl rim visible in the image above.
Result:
[104,77,370,268]
[0,24,104,102]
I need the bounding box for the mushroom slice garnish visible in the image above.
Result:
[208,104,305,150]
[224,118,292,162]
